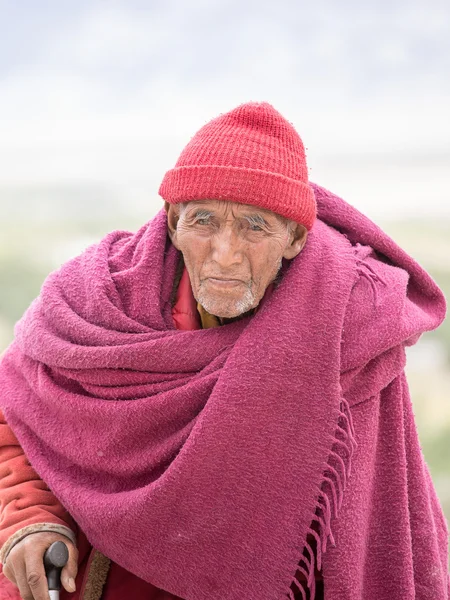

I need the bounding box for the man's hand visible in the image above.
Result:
[3,531,78,599]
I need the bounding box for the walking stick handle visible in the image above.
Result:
[43,541,69,600]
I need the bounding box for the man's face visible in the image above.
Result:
[166,200,308,319]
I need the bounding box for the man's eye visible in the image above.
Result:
[196,218,210,225]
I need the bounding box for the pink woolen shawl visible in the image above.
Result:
[0,183,448,600]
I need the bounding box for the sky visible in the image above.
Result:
[1,0,449,220]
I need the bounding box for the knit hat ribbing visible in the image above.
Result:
[159,102,317,229]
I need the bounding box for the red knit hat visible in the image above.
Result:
[159,102,317,229]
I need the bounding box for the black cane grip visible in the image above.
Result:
[43,541,69,591]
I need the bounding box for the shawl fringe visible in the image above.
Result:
[288,398,357,599]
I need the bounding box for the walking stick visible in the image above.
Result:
[44,541,69,600]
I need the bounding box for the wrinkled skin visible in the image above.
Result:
[165,200,308,319]
[3,531,78,600]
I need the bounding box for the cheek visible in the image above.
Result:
[176,233,209,278]
[249,240,286,282]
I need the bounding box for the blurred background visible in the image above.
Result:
[1,0,449,526]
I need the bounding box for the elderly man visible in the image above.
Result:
[0,102,448,600]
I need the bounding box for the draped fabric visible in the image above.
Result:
[0,183,448,599]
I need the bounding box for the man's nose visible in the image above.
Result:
[210,226,243,269]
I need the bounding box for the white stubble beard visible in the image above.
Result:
[196,282,256,319]
[196,257,283,319]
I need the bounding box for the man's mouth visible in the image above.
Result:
[205,278,245,288]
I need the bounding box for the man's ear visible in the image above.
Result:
[282,223,308,260]
[165,202,181,250]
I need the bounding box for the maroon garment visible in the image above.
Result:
[99,562,179,600]
[0,184,448,599]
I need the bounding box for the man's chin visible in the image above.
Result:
[197,293,256,320]
[214,307,248,319]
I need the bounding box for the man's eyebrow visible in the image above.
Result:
[243,213,269,225]
[188,208,213,219]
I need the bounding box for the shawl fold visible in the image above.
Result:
[0,183,448,599]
